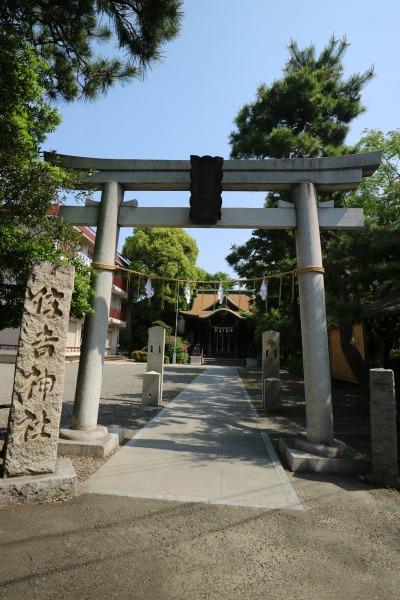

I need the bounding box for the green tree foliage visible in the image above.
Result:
[0,31,93,329]
[226,35,375,368]
[1,0,183,101]
[164,335,188,364]
[147,320,188,364]
[194,267,232,290]
[230,35,373,160]
[122,228,199,346]
[1,2,183,329]
[228,35,374,280]
[123,227,199,290]
[324,129,400,385]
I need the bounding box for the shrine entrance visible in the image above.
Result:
[47,151,381,449]
[180,288,251,359]
[210,317,237,358]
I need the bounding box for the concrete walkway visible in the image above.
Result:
[82,367,302,510]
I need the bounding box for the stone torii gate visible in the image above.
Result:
[47,151,381,454]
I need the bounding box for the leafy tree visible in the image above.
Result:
[228,34,374,280]
[1,0,182,328]
[164,335,188,364]
[1,0,183,101]
[193,267,232,293]
[0,31,93,329]
[123,227,199,288]
[230,34,373,160]
[324,129,400,385]
[122,228,199,346]
[226,35,375,365]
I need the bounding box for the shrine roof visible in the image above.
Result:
[181,292,251,318]
[363,291,400,318]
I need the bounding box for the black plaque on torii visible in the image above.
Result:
[189,155,223,223]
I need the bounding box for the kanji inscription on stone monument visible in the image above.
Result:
[3,261,74,477]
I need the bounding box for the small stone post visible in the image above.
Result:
[262,330,280,409]
[3,261,74,477]
[146,326,166,402]
[61,181,124,441]
[293,182,334,446]
[369,369,400,488]
[263,378,282,412]
[142,372,161,406]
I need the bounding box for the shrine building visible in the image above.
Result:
[179,289,253,359]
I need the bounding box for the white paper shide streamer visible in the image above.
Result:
[217,281,224,305]
[184,281,191,304]
[259,278,267,301]
[145,277,154,298]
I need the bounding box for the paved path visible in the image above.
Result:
[83,367,302,510]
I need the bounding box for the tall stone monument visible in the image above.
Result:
[3,261,74,477]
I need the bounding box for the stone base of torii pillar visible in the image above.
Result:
[58,427,124,459]
[278,438,370,474]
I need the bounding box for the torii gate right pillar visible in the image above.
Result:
[293,182,334,445]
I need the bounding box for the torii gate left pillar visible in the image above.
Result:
[75,181,124,430]
[60,181,124,446]
[49,151,381,456]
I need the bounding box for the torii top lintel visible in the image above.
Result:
[44,151,382,192]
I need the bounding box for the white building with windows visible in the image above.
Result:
[0,224,128,363]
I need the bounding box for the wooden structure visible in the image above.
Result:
[329,323,367,383]
[180,290,252,358]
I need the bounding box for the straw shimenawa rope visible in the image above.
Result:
[92,260,325,281]
[293,266,325,276]
[91,261,118,271]
[90,261,325,297]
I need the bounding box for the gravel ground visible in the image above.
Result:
[0,361,203,482]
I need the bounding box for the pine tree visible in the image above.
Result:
[324,130,400,385]
[0,31,94,329]
[230,35,373,160]
[226,35,375,370]
[1,1,183,101]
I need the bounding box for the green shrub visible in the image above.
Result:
[131,350,148,362]
[164,356,170,364]
[389,348,400,373]
[151,320,172,336]
[287,356,304,377]
[164,335,189,364]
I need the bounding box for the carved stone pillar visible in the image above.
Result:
[3,261,74,477]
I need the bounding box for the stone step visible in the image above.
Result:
[202,358,244,367]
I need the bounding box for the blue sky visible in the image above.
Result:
[45,0,400,278]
